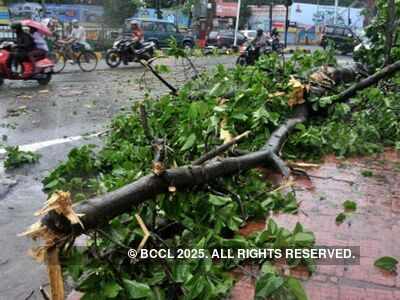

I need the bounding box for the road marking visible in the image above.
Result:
[0,132,104,155]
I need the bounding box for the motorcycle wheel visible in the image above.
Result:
[236,56,247,66]
[78,51,98,72]
[106,50,122,68]
[37,73,52,86]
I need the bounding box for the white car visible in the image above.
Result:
[240,30,257,42]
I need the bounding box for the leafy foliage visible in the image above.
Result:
[3,146,41,170]
[43,47,400,299]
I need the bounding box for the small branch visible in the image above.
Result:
[140,61,178,95]
[139,103,153,142]
[193,131,251,165]
[152,138,166,176]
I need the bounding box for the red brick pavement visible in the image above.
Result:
[231,150,400,300]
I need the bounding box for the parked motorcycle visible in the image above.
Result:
[105,38,155,68]
[0,41,54,86]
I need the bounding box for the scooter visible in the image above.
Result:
[105,38,155,68]
[0,41,54,86]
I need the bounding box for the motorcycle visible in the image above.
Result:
[105,38,155,68]
[0,41,54,86]
[236,36,284,66]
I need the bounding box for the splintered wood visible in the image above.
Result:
[20,191,83,300]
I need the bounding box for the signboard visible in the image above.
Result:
[215,0,238,18]
[44,4,104,24]
[290,2,364,29]
[0,6,10,25]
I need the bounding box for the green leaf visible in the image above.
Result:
[260,261,277,275]
[374,256,398,273]
[103,282,122,298]
[335,213,346,224]
[181,133,196,151]
[343,200,357,212]
[122,279,151,299]
[255,274,284,299]
[286,277,308,300]
[209,195,231,206]
[292,232,315,247]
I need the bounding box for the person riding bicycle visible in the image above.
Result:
[10,23,35,74]
[61,19,88,62]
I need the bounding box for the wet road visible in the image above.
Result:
[0,53,353,300]
[0,55,237,300]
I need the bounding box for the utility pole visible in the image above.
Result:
[156,0,162,19]
[233,0,241,47]
[334,0,338,25]
[284,1,290,48]
[269,1,273,33]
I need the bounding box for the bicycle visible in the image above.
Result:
[49,40,98,73]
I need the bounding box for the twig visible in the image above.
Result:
[193,131,251,165]
[24,290,35,300]
[139,103,153,142]
[139,61,178,95]
[40,286,50,300]
[135,214,150,252]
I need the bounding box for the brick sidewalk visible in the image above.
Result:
[231,150,400,300]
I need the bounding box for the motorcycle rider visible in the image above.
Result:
[270,28,281,52]
[252,28,269,56]
[29,27,49,72]
[131,20,144,45]
[124,20,144,65]
[10,23,34,74]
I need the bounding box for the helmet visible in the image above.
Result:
[131,20,139,25]
[257,28,263,36]
[72,19,79,25]
[11,22,22,31]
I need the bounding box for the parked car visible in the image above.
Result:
[240,30,257,42]
[124,18,194,49]
[320,25,360,55]
[206,30,247,48]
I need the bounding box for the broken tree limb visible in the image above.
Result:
[41,104,309,236]
[335,60,400,103]
[193,130,251,165]
[38,60,400,238]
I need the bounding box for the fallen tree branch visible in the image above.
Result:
[38,60,400,238]
[335,60,400,102]
[41,105,308,235]
[193,130,251,165]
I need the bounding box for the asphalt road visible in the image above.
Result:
[0,52,353,300]
[0,55,237,300]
